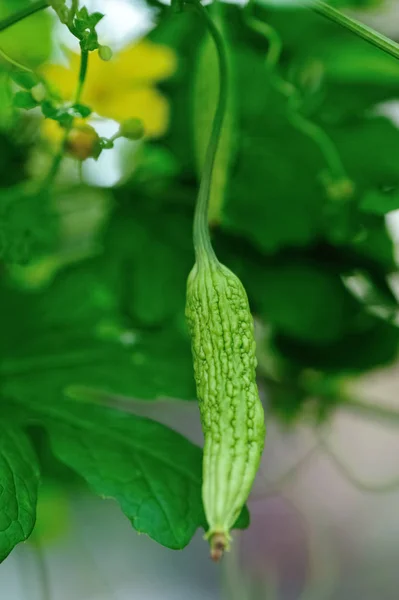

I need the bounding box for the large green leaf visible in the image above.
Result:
[223,65,326,253]
[0,424,40,562]
[0,264,196,402]
[246,261,360,344]
[9,397,248,549]
[0,1,52,66]
[274,316,399,373]
[0,185,57,264]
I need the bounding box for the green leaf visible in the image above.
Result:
[359,188,399,216]
[0,5,51,66]
[0,186,57,264]
[13,91,38,110]
[274,316,399,373]
[0,259,196,402]
[71,103,92,118]
[220,35,327,253]
[0,424,40,562]
[88,12,104,28]
[106,196,194,326]
[10,70,39,90]
[77,6,89,21]
[10,398,246,549]
[359,187,399,217]
[41,102,74,127]
[0,131,29,188]
[320,36,399,85]
[31,399,203,548]
[246,261,360,344]
[326,117,399,203]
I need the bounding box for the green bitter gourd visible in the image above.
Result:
[184,0,266,561]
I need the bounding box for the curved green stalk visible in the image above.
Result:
[75,48,89,104]
[32,534,51,600]
[43,47,89,188]
[309,0,399,61]
[0,0,48,33]
[0,47,35,73]
[319,436,399,494]
[188,0,228,264]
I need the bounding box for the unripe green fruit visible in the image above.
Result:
[186,257,265,560]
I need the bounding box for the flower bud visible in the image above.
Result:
[98,45,113,62]
[66,124,100,160]
[119,118,145,140]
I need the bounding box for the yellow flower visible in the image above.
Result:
[41,39,177,138]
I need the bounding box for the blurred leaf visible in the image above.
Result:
[0,424,39,562]
[0,260,196,402]
[106,192,194,327]
[319,37,399,85]
[0,132,29,188]
[13,90,38,110]
[32,482,70,545]
[9,70,39,90]
[274,316,399,373]
[360,188,399,215]
[0,72,13,128]
[0,3,51,66]
[149,10,202,173]
[222,54,326,253]
[327,117,399,201]
[247,261,360,344]
[0,185,57,264]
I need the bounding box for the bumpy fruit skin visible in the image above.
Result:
[186,258,265,553]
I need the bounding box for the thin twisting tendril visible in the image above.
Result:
[244,0,350,190]
[253,441,321,500]
[252,420,399,500]
[318,435,399,494]
[0,47,35,73]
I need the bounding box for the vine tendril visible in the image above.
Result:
[244,0,350,198]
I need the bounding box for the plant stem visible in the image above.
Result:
[75,48,88,104]
[32,533,51,600]
[245,3,349,189]
[309,0,399,61]
[43,48,90,188]
[188,0,228,264]
[0,47,34,72]
[0,0,48,33]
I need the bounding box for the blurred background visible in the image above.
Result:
[2,0,399,598]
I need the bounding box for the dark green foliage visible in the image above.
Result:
[0,0,399,560]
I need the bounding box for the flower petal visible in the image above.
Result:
[94,87,171,138]
[112,40,177,84]
[40,63,77,100]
